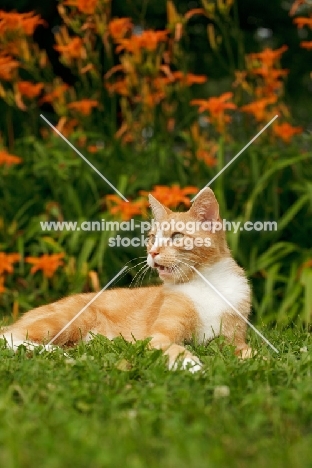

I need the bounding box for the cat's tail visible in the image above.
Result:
[1,293,99,351]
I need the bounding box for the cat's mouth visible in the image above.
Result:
[154,262,173,277]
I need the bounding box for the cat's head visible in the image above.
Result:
[146,187,230,284]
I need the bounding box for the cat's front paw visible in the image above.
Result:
[181,357,203,373]
[170,356,203,373]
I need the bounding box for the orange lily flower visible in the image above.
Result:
[105,195,149,221]
[247,46,288,68]
[40,84,69,105]
[250,68,289,94]
[191,92,236,133]
[196,148,218,167]
[108,18,133,41]
[54,37,85,60]
[17,81,44,98]
[0,253,20,275]
[273,122,303,143]
[87,145,99,153]
[0,11,45,35]
[63,0,98,14]
[0,54,19,81]
[251,68,289,80]
[68,99,99,115]
[116,30,169,53]
[26,253,65,278]
[184,123,217,167]
[293,17,312,28]
[140,185,198,208]
[22,13,46,35]
[241,96,277,122]
[171,72,207,86]
[55,117,79,138]
[0,150,22,166]
[105,79,130,96]
[300,41,312,50]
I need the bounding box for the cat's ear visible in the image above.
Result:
[189,188,219,221]
[149,194,172,221]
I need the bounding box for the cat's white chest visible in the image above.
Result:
[167,258,250,343]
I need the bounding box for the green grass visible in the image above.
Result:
[0,328,311,468]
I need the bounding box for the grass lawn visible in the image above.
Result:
[0,328,311,468]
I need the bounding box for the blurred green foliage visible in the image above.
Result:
[0,0,312,328]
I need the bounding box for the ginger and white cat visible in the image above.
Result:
[1,188,251,372]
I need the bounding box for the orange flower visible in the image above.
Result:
[240,96,277,122]
[55,117,79,138]
[63,0,98,14]
[140,185,198,208]
[116,30,169,53]
[191,92,236,114]
[87,145,99,153]
[54,37,85,60]
[105,79,130,96]
[0,11,45,35]
[0,54,19,81]
[273,122,303,143]
[184,123,217,167]
[171,72,207,86]
[22,13,46,35]
[247,46,288,68]
[68,99,99,115]
[293,17,312,28]
[300,41,312,50]
[249,68,289,95]
[191,92,236,132]
[105,195,149,221]
[0,253,20,275]
[0,276,5,294]
[251,68,289,80]
[26,253,65,278]
[0,150,22,166]
[40,84,69,104]
[195,149,216,167]
[108,18,133,41]
[17,81,44,98]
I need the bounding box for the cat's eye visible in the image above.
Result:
[171,232,184,241]
[148,234,156,244]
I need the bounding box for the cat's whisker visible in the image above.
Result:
[130,263,150,288]
[175,263,191,284]
[172,263,185,283]
[133,266,149,287]
[180,252,202,259]
[178,254,206,266]
[138,266,151,288]
[112,260,149,287]
[176,259,195,277]
[174,265,186,285]
[136,266,154,288]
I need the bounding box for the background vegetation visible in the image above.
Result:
[0,0,312,328]
[1,2,312,467]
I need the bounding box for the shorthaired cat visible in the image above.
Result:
[2,188,251,372]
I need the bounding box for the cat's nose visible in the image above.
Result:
[150,250,159,258]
